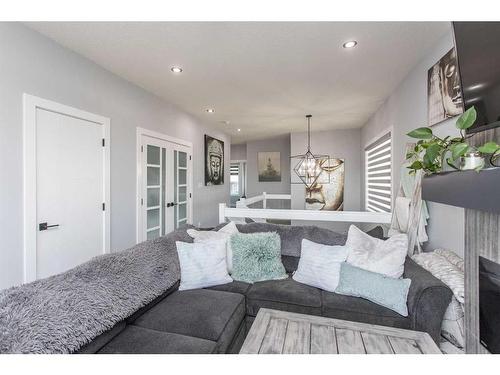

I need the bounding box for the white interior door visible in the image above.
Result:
[139,132,192,242]
[169,144,191,231]
[141,137,167,241]
[24,95,110,282]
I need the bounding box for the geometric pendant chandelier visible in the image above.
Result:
[290,115,330,189]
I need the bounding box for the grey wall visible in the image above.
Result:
[244,135,291,209]
[360,26,465,257]
[290,128,362,232]
[0,23,230,289]
[230,143,247,161]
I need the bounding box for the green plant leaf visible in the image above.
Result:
[450,142,469,160]
[407,127,433,139]
[456,106,477,130]
[478,141,500,154]
[423,143,441,165]
[408,160,423,170]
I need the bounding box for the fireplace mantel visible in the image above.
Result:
[421,167,500,214]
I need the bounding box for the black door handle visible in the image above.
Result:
[39,222,59,231]
[166,202,177,207]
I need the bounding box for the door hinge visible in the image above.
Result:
[141,198,144,206]
[102,138,105,147]
[189,155,192,160]
[102,202,105,211]
[189,193,192,198]
[141,145,144,152]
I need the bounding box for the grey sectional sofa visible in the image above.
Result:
[76,223,452,354]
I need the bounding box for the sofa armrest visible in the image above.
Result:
[404,257,453,343]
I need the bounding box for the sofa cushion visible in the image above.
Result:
[75,321,126,354]
[205,280,251,295]
[126,280,179,324]
[281,255,300,273]
[97,326,216,354]
[246,277,322,316]
[366,225,385,239]
[132,289,245,353]
[321,290,410,329]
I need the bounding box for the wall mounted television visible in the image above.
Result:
[453,22,500,134]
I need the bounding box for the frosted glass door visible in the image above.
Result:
[145,144,166,240]
[140,134,192,242]
[174,150,188,229]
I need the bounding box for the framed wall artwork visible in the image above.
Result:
[305,158,344,211]
[258,152,281,182]
[427,48,464,126]
[205,135,224,185]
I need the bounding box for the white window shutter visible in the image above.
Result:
[365,133,392,213]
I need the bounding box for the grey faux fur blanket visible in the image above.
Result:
[0,229,191,354]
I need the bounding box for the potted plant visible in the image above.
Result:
[405,106,500,175]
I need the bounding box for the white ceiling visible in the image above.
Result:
[26,22,451,143]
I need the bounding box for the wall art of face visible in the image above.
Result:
[305,158,344,211]
[428,48,463,126]
[439,49,463,116]
[210,154,221,181]
[205,136,224,185]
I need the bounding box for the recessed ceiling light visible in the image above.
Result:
[343,40,358,49]
[206,108,215,113]
[237,128,241,132]
[170,66,183,73]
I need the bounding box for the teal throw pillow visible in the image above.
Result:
[335,262,412,316]
[230,232,287,283]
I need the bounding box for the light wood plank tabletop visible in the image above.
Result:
[240,308,441,354]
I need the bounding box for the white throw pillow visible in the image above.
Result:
[175,240,233,291]
[411,251,464,303]
[346,225,408,278]
[292,239,349,292]
[187,222,239,273]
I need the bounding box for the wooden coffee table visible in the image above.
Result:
[240,308,441,354]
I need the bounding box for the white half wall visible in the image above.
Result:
[0,23,230,290]
[361,25,465,257]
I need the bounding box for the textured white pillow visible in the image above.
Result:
[411,251,464,303]
[187,222,239,273]
[175,240,233,291]
[292,239,349,292]
[346,225,408,278]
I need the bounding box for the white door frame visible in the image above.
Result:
[136,127,193,243]
[23,94,111,283]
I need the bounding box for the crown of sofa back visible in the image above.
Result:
[234,222,347,257]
